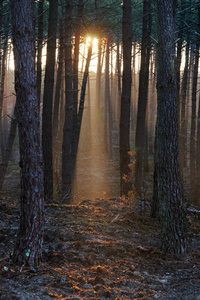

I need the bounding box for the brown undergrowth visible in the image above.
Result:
[0,182,200,300]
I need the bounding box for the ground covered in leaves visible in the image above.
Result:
[0,182,200,299]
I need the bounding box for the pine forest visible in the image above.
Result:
[0,0,200,298]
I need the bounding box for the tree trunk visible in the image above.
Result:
[53,18,64,142]
[73,0,84,119]
[135,0,151,197]
[42,0,58,201]
[194,5,200,205]
[105,38,112,158]
[71,38,93,174]
[96,39,102,111]
[151,0,187,254]
[180,36,190,170]
[190,43,199,201]
[11,0,44,265]
[36,0,43,110]
[62,0,73,201]
[116,39,121,122]
[120,0,132,196]
[0,12,9,156]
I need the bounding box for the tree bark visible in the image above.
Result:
[190,44,199,201]
[151,0,187,254]
[105,38,112,158]
[11,0,44,265]
[120,0,132,196]
[42,0,58,201]
[135,0,151,197]
[36,0,43,110]
[62,0,73,201]
[53,18,64,142]
[180,36,190,170]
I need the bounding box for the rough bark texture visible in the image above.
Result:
[120,0,132,196]
[152,0,187,254]
[11,0,44,265]
[42,0,58,201]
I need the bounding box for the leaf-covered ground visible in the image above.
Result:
[0,183,200,300]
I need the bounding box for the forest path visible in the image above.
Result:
[0,189,200,299]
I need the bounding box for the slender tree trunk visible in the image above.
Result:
[190,44,199,201]
[0,12,9,155]
[52,18,64,191]
[116,39,121,121]
[73,0,84,119]
[53,18,64,142]
[36,0,43,110]
[62,0,73,201]
[11,0,44,265]
[42,0,58,201]
[151,0,187,254]
[194,5,200,205]
[180,37,190,170]
[105,38,113,158]
[120,0,132,196]
[96,39,102,111]
[71,38,93,174]
[135,0,151,197]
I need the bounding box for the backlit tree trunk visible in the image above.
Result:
[42,0,58,201]
[190,44,199,201]
[36,0,43,110]
[11,0,44,265]
[135,0,151,197]
[62,0,73,201]
[151,0,187,254]
[120,0,132,196]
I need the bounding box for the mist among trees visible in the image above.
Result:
[0,0,200,297]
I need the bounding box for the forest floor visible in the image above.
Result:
[0,156,200,299]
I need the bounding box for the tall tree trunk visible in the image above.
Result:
[105,38,112,158]
[52,17,64,191]
[0,11,9,155]
[42,0,58,201]
[73,0,84,119]
[180,36,190,170]
[11,0,44,265]
[53,18,64,142]
[71,38,93,178]
[135,0,151,197]
[151,0,187,254]
[120,0,132,196]
[190,43,199,201]
[96,39,102,111]
[36,0,43,110]
[62,0,73,201]
[116,39,121,122]
[194,5,200,205]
